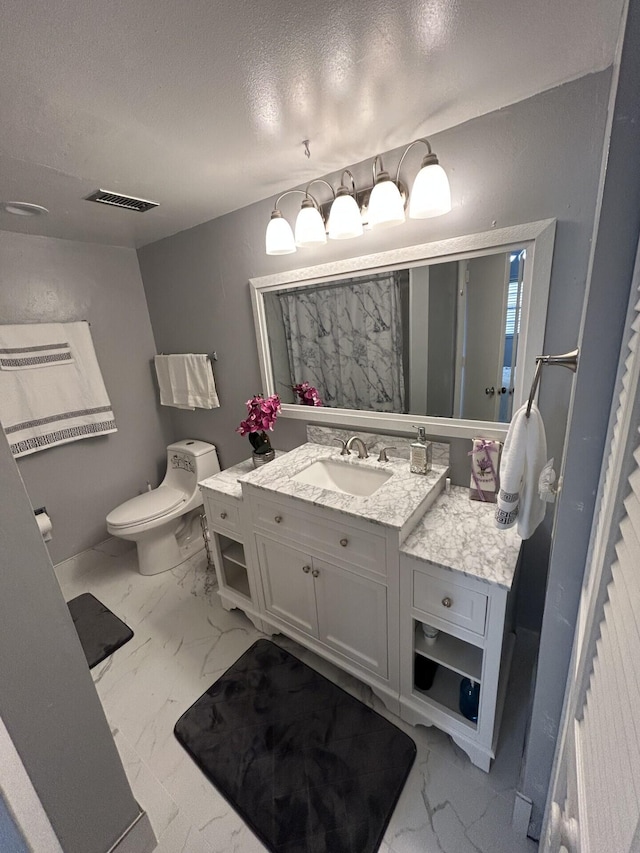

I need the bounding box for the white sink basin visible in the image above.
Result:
[291,459,392,497]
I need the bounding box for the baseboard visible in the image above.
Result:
[105,809,156,853]
[53,536,135,584]
[512,791,533,837]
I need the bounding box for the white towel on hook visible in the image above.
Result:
[154,354,220,409]
[495,401,548,539]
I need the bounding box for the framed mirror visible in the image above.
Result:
[250,220,555,440]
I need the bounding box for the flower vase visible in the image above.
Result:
[252,449,276,468]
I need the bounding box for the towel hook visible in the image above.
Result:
[526,348,579,417]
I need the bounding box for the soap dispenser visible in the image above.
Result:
[410,426,432,475]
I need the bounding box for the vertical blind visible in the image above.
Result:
[572,285,640,851]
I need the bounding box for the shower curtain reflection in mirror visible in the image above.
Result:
[267,272,405,412]
[262,247,525,423]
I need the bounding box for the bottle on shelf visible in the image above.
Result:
[421,622,439,645]
[414,655,439,691]
[410,425,432,475]
[459,677,480,722]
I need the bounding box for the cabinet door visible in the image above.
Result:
[256,535,318,637]
[313,558,388,678]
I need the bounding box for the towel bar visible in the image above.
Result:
[526,348,579,417]
[158,351,217,361]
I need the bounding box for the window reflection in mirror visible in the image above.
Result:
[263,248,525,424]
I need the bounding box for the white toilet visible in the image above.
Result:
[106,440,220,575]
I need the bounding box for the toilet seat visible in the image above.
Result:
[106,486,187,530]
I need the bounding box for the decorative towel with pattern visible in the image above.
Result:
[0,321,117,457]
[0,337,74,370]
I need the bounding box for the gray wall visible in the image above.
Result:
[0,427,141,853]
[0,231,172,563]
[427,262,457,418]
[521,0,640,836]
[139,70,611,630]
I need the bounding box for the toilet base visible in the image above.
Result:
[134,509,205,576]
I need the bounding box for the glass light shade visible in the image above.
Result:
[327,193,363,240]
[265,214,296,255]
[367,178,405,228]
[409,163,452,218]
[294,204,326,247]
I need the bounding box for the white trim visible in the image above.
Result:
[250,220,555,441]
[105,809,156,853]
[513,792,533,837]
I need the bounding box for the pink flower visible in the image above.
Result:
[292,382,323,407]
[236,394,281,435]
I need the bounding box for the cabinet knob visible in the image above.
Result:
[311,568,320,578]
[220,511,227,519]
[339,538,348,547]
[302,565,311,574]
[274,515,282,524]
[442,596,452,608]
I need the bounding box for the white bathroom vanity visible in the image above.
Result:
[200,442,521,771]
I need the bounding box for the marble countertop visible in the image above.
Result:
[199,457,256,501]
[236,442,449,531]
[400,486,522,590]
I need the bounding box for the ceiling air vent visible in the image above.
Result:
[85,189,159,213]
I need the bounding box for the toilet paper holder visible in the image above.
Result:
[34,506,53,542]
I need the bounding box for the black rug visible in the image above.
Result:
[174,639,416,853]
[67,592,133,669]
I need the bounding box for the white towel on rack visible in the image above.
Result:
[154,354,219,409]
[0,321,117,457]
[153,355,194,410]
[495,402,548,539]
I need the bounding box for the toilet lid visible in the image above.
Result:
[107,486,187,529]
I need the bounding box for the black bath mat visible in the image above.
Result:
[174,639,416,853]
[67,592,133,669]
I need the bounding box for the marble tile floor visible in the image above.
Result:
[54,539,539,853]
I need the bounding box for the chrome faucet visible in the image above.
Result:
[346,436,369,459]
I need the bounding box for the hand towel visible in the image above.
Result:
[0,321,117,457]
[495,401,548,539]
[153,355,194,410]
[167,354,220,409]
[153,354,219,409]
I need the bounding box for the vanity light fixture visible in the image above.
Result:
[266,183,334,255]
[296,179,334,247]
[327,171,363,240]
[367,155,406,228]
[400,139,452,219]
[264,138,451,255]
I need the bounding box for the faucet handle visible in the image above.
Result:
[377,446,396,462]
[334,439,350,455]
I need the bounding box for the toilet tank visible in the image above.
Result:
[163,440,220,494]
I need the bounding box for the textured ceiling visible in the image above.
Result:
[0,0,625,248]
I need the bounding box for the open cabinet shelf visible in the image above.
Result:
[221,540,246,567]
[220,540,250,598]
[414,621,483,682]
[413,663,478,731]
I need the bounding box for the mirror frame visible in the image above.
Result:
[250,219,555,440]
